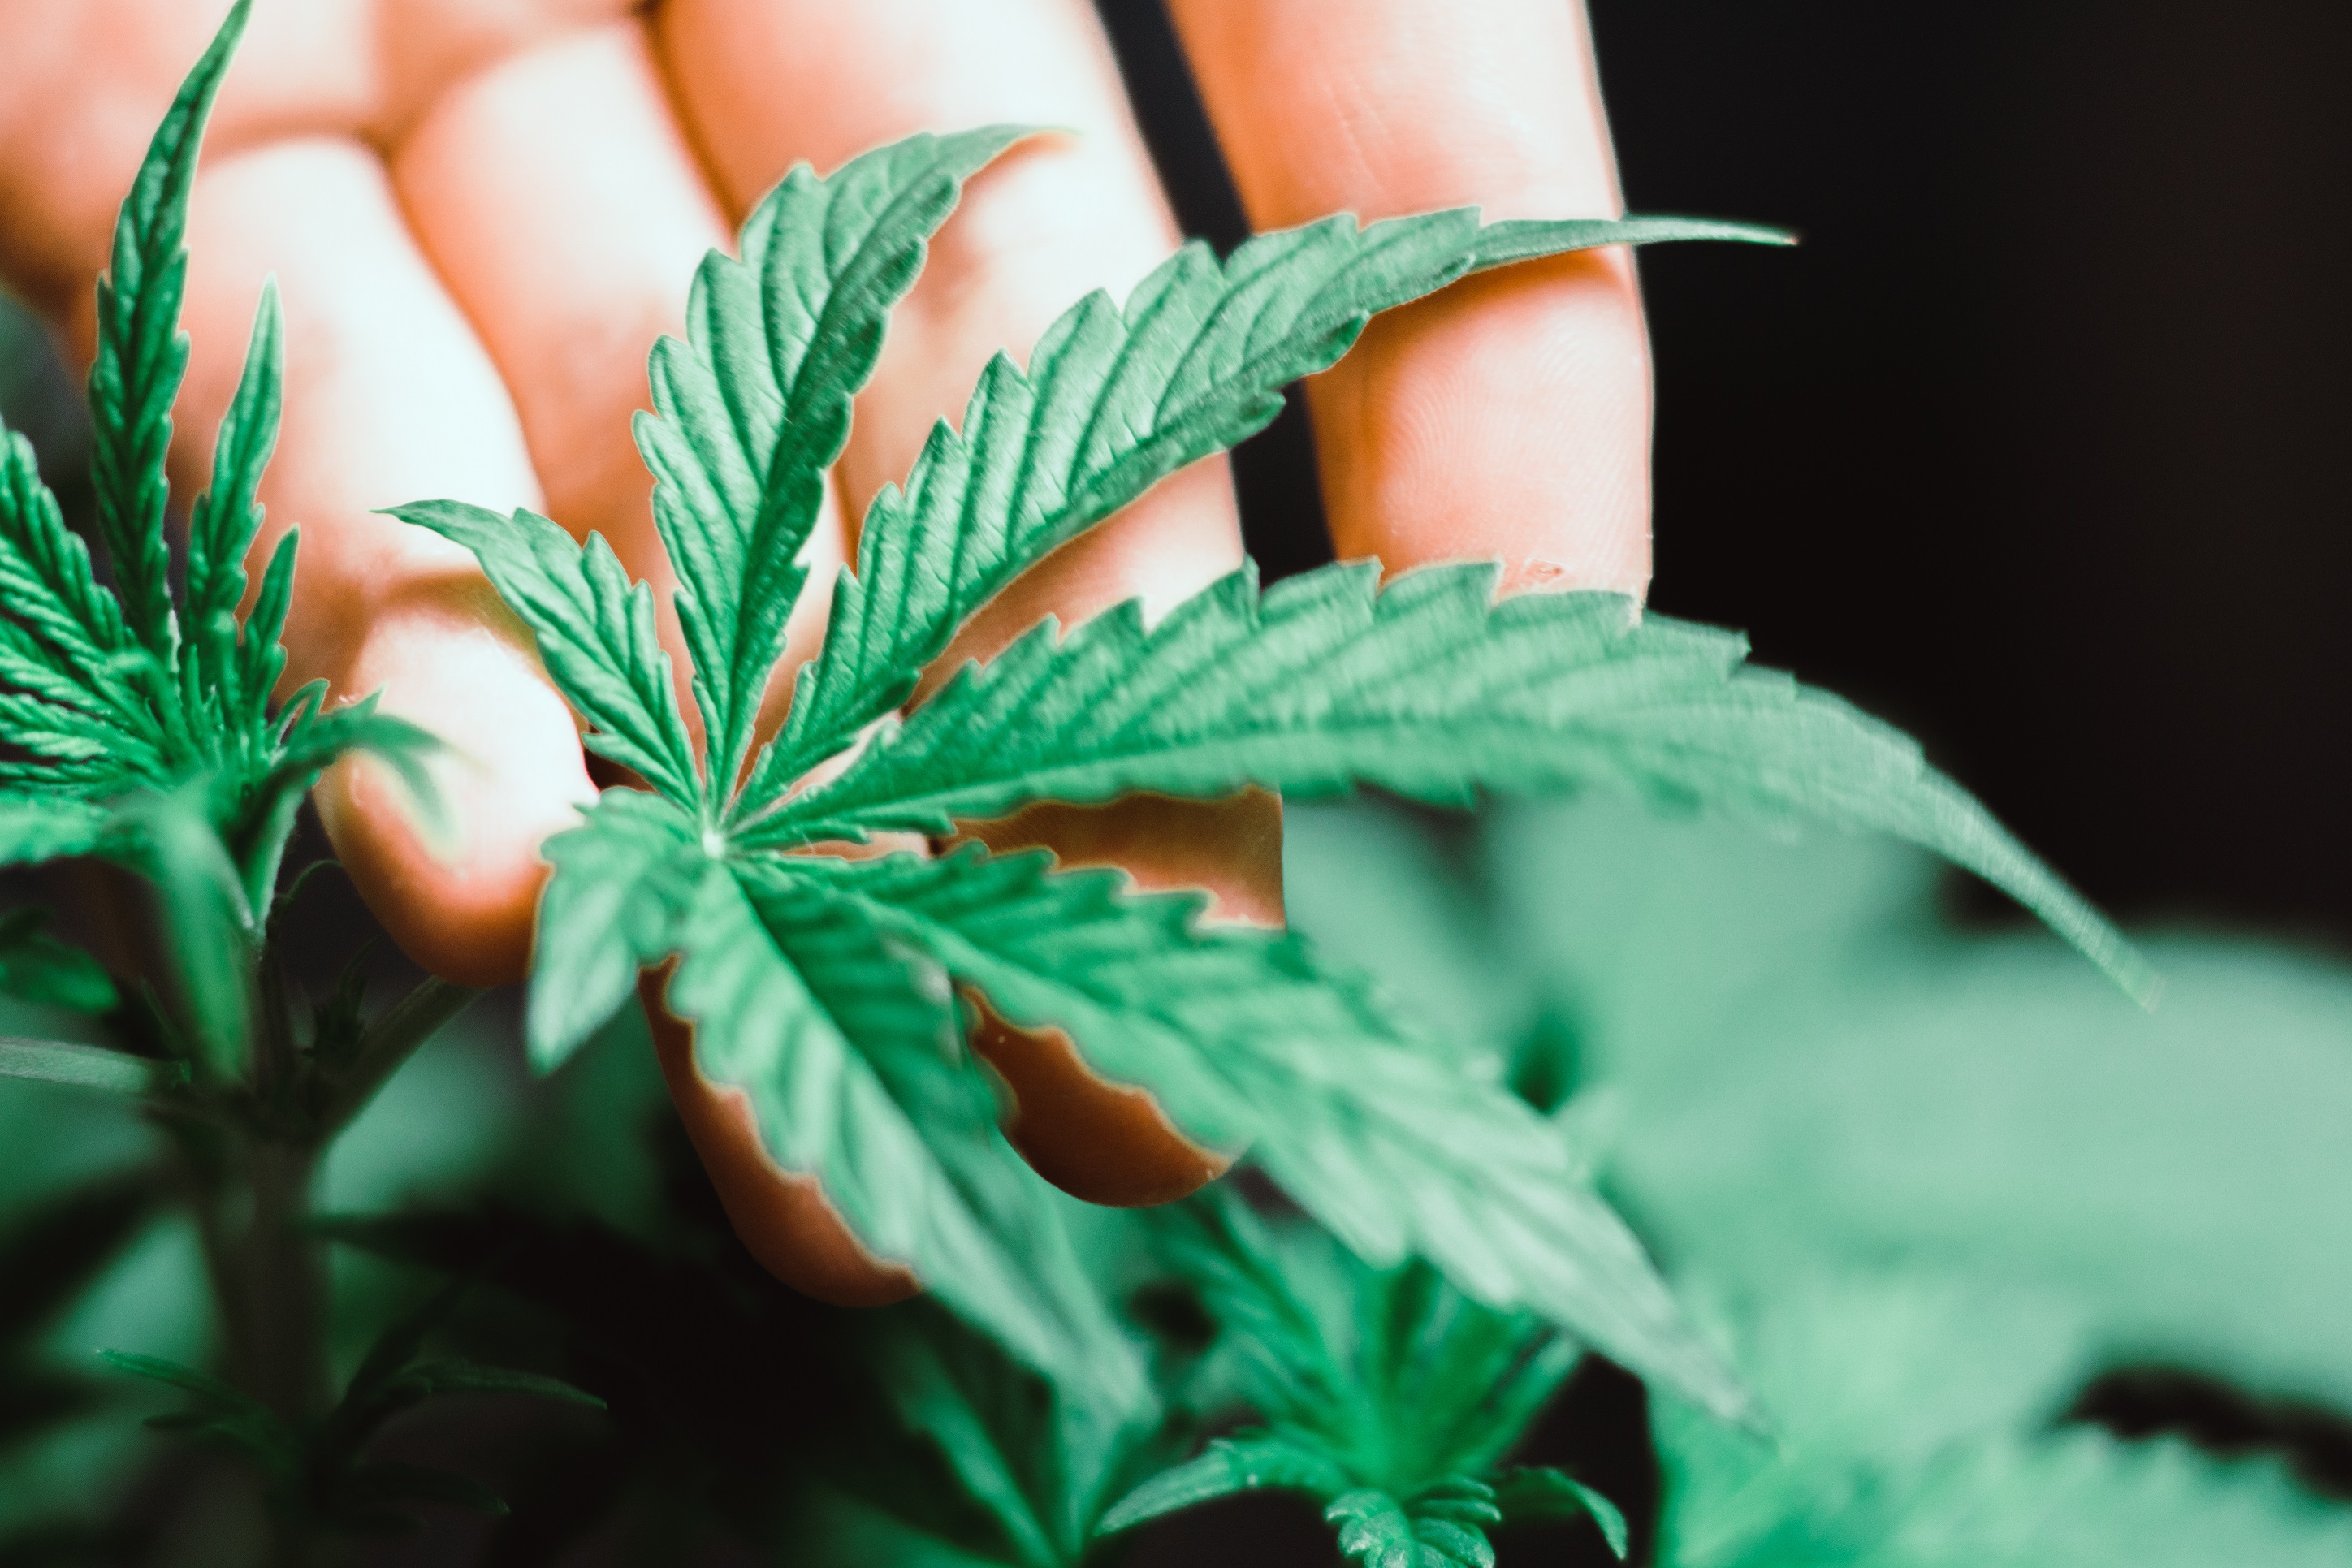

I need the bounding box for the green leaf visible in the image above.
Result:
[313,975,481,1135]
[773,560,2145,1000]
[232,526,298,736]
[381,1358,603,1409]
[525,789,705,1071]
[1651,1274,2106,1566]
[663,859,1149,1412]
[0,423,155,771]
[85,0,250,669]
[268,692,439,816]
[0,908,119,1013]
[100,1348,300,1474]
[638,125,1032,795]
[1148,1194,1580,1498]
[1328,1487,1497,1568]
[0,1171,158,1350]
[1489,1467,1628,1558]
[0,1037,171,1095]
[0,794,110,869]
[183,278,282,727]
[1098,1435,1353,1535]
[1654,1277,2352,1568]
[1843,1432,2352,1568]
[390,500,698,804]
[780,846,1745,1421]
[864,1305,1155,1568]
[1478,800,2352,1410]
[749,210,1788,808]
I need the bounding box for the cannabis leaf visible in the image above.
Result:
[642,125,1039,799]
[402,103,2143,1424]
[771,557,2148,995]
[1099,1191,1625,1562]
[1653,1274,2352,1568]
[0,908,118,1014]
[737,212,1787,814]
[812,1302,1173,1568]
[0,0,434,944]
[103,1281,599,1536]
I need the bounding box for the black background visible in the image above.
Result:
[1101,0,2352,944]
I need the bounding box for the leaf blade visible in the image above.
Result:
[391,500,700,805]
[778,561,2147,1000]
[638,125,1031,793]
[664,857,1149,1413]
[750,211,1785,803]
[783,846,1746,1420]
[1098,1435,1354,1536]
[86,0,252,668]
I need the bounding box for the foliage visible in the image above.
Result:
[1650,1275,2352,1568]
[400,74,2153,1435]
[101,1282,598,1537]
[3,6,2341,1566]
[1097,1187,1627,1565]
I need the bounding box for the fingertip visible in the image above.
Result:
[314,605,594,989]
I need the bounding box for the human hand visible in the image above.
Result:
[0,0,1652,1281]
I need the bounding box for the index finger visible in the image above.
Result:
[1167,0,1654,598]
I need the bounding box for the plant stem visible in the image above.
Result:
[314,977,482,1136]
[245,1137,326,1424]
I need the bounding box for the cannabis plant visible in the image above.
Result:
[395,20,2146,1445]
[7,5,2286,1564]
[0,6,592,1550]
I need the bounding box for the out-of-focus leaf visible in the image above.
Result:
[0,910,116,1015]
[1490,1466,1628,1557]
[1654,1275,2352,1568]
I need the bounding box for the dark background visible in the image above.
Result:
[1101,0,2352,944]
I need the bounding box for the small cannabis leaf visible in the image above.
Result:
[0,907,117,1014]
[401,114,2142,1421]
[103,1281,600,1537]
[1098,1190,1626,1563]
[0,0,433,932]
[802,1302,1175,1568]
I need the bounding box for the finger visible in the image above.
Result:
[167,138,594,986]
[386,19,847,739]
[1168,0,1653,597]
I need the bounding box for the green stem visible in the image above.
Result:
[244,1138,326,1424]
[313,977,482,1136]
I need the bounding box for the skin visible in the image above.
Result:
[0,0,1653,1299]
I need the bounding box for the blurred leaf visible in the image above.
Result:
[1654,1274,2352,1567]
[1490,1466,1628,1557]
[1361,798,2352,1418]
[1098,1434,1351,1533]
[0,912,115,1015]
[0,1171,156,1350]
[0,1039,171,1097]
[98,1348,297,1478]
